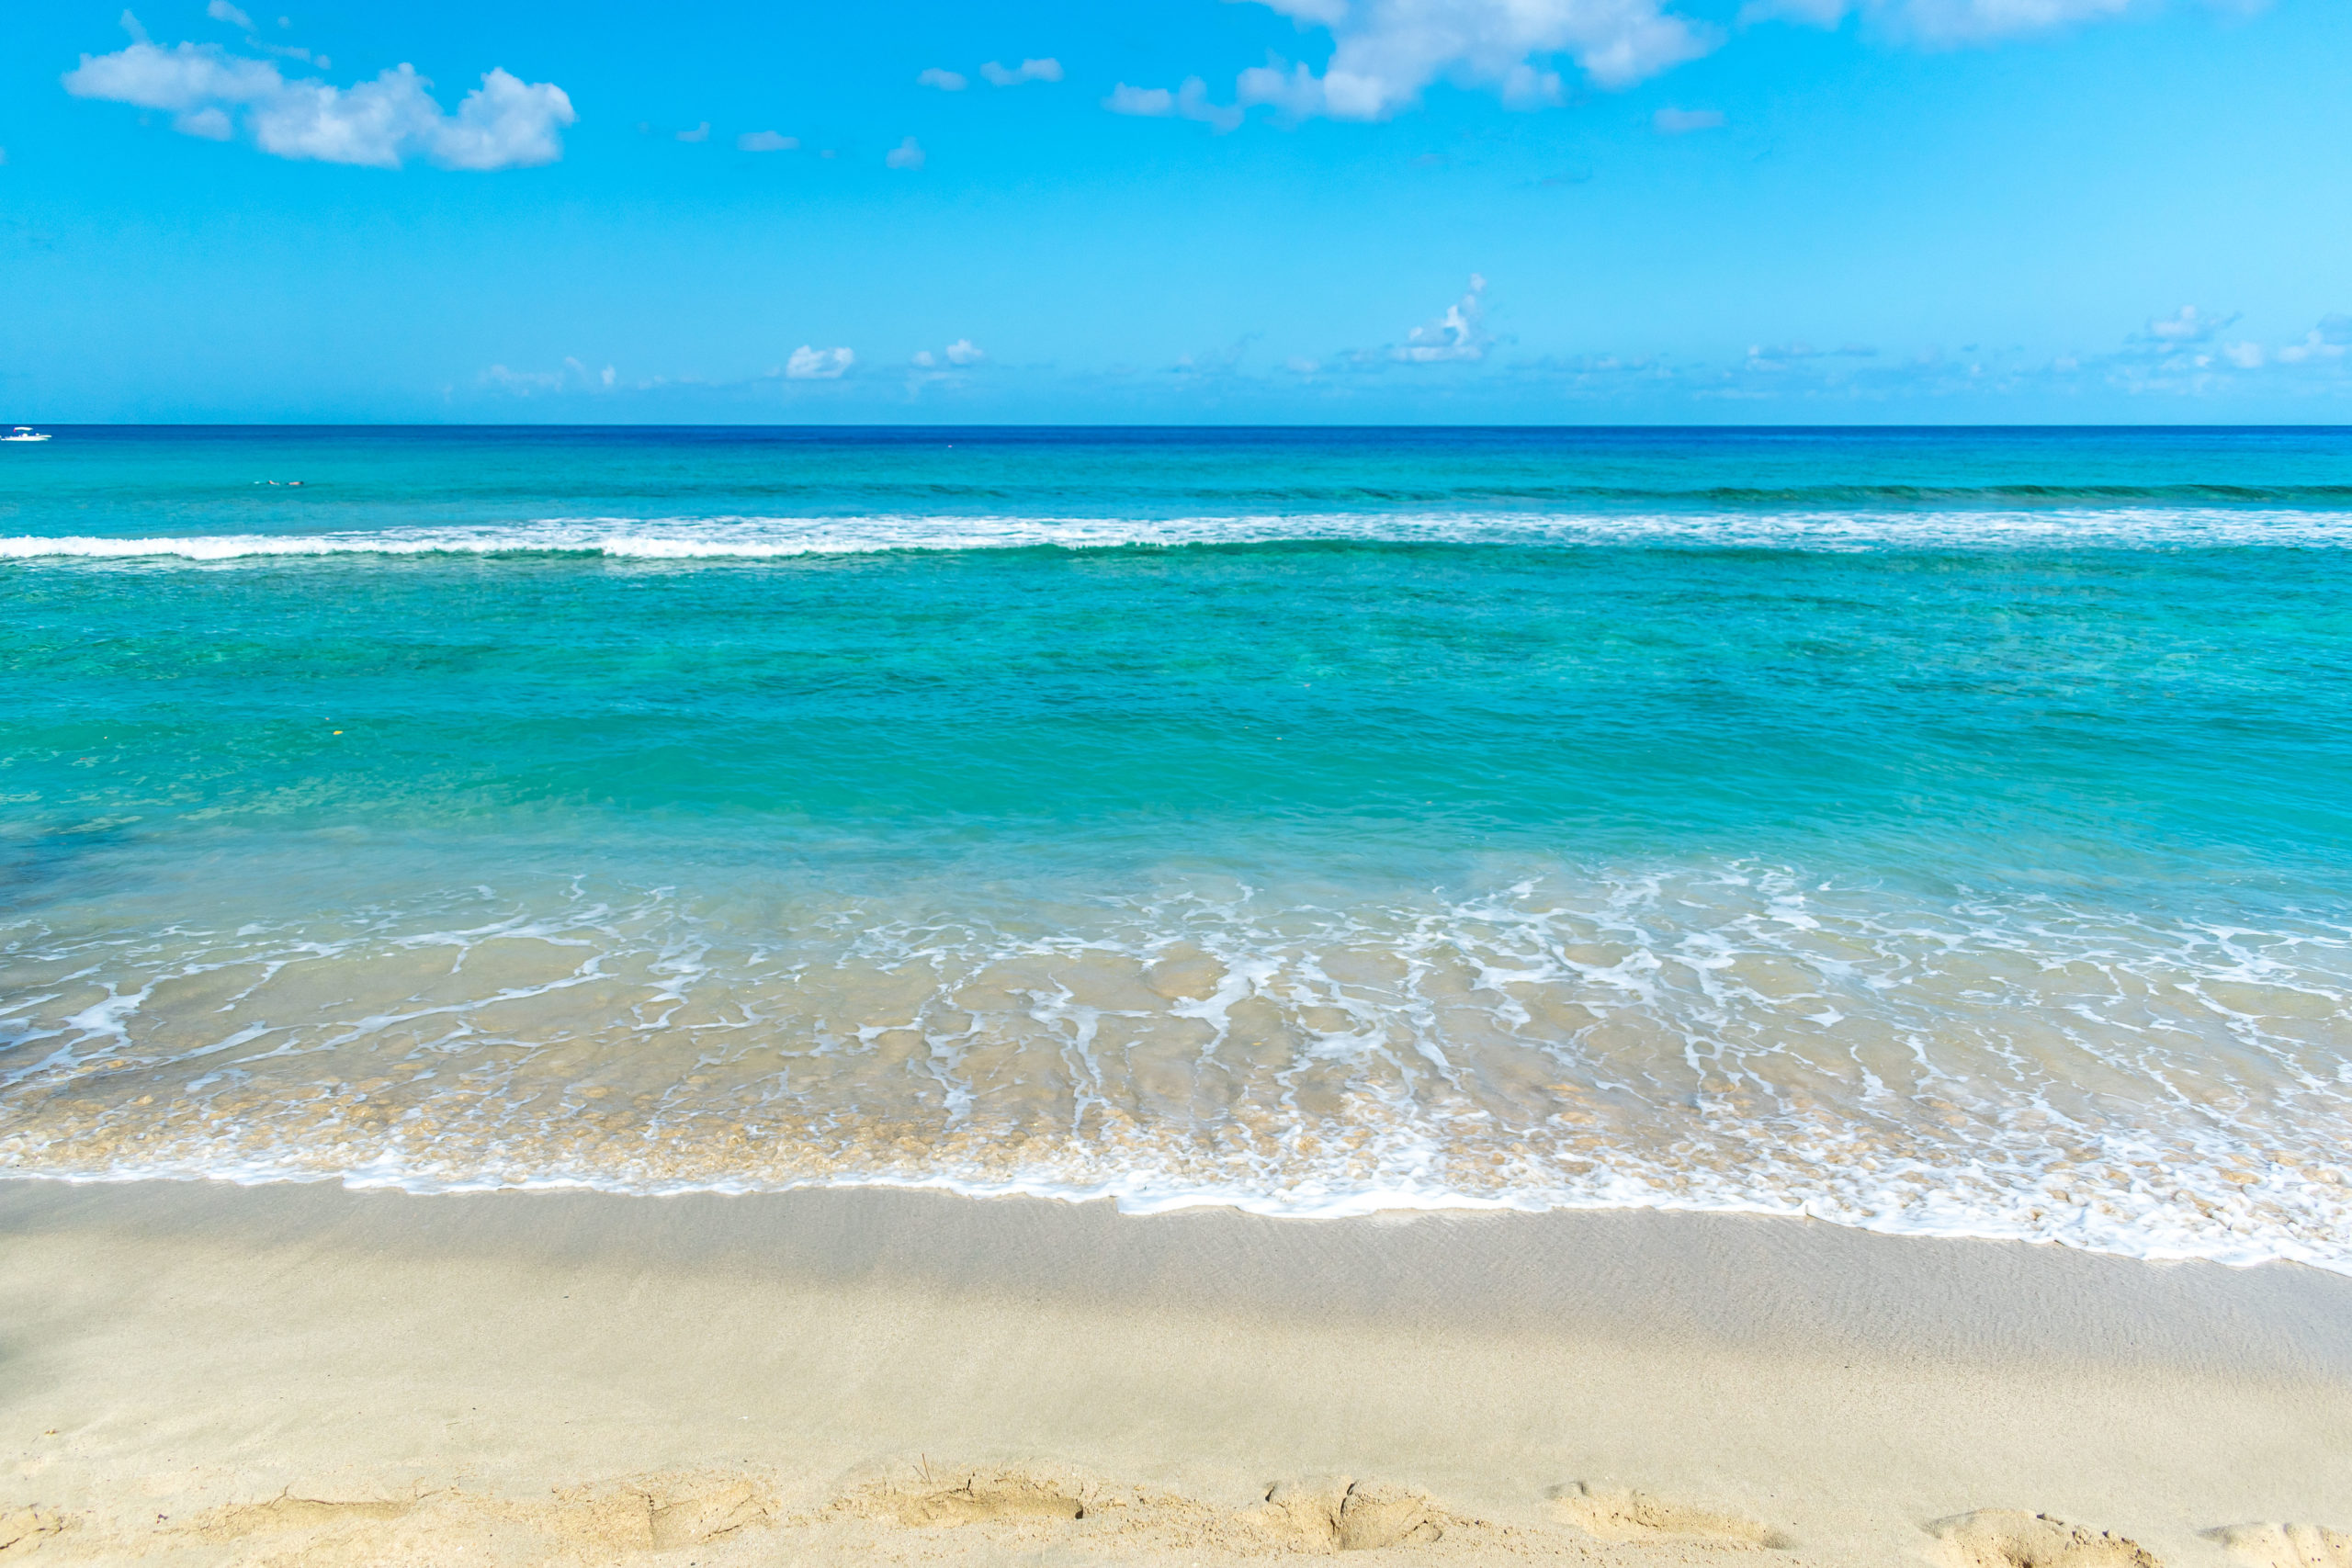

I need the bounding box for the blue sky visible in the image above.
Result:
[3,0,2347,423]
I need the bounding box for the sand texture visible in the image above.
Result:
[0,1179,2347,1565]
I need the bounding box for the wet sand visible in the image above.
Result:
[1,1178,2347,1565]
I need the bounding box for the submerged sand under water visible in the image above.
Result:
[4,862,2346,1269]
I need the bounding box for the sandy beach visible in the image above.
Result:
[0,1179,2346,1566]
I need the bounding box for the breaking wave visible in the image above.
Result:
[6,507,2352,562]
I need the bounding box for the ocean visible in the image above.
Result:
[3,425,2348,1270]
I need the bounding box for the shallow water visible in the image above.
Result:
[3,427,2348,1268]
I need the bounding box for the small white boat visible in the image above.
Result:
[3,427,51,443]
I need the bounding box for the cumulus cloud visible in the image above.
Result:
[206,0,254,28]
[1104,77,1244,131]
[1395,274,1489,362]
[786,345,854,378]
[909,339,989,389]
[677,121,710,141]
[1229,0,1716,123]
[738,130,797,151]
[62,18,573,169]
[1745,0,2233,43]
[65,31,279,112]
[1262,0,1352,20]
[1654,105,1724,131]
[980,57,1064,85]
[918,67,967,90]
[886,134,925,168]
[2277,315,2352,365]
[2065,304,2352,398]
[2141,304,2238,344]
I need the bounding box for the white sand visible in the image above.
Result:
[1,1179,2347,1565]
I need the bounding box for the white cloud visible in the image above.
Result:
[200,2,337,68]
[65,34,279,110]
[1103,77,1244,131]
[886,134,925,168]
[1744,0,2232,43]
[245,31,328,68]
[2276,316,2351,365]
[2143,304,2237,344]
[677,121,710,141]
[910,339,989,385]
[918,67,967,90]
[63,23,574,170]
[2062,304,2352,396]
[1654,105,1724,131]
[482,359,618,396]
[738,130,797,151]
[1395,274,1489,362]
[786,345,854,378]
[1105,83,1173,113]
[1260,0,1352,21]
[482,364,562,394]
[980,58,1064,85]
[1230,0,1715,123]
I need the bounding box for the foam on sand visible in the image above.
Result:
[6,862,2347,1274]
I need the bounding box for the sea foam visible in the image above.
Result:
[4,505,2351,561]
[6,863,2347,1273]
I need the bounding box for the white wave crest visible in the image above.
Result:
[4,507,2351,561]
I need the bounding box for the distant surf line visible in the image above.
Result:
[6,506,2352,561]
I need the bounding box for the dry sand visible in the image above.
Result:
[0,1179,2347,1566]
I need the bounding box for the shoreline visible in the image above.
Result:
[6,1160,2348,1280]
[3,1178,2348,1564]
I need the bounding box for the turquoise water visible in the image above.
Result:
[4,427,2349,1268]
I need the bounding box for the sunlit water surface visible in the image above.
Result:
[4,427,2348,1269]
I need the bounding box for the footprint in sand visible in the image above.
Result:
[1551,1482,1790,1550]
[885,1474,1086,1527]
[2202,1523,2352,1568]
[0,1507,67,1553]
[1927,1509,2161,1568]
[198,1494,412,1540]
[1259,1478,1442,1551]
[646,1481,772,1548]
